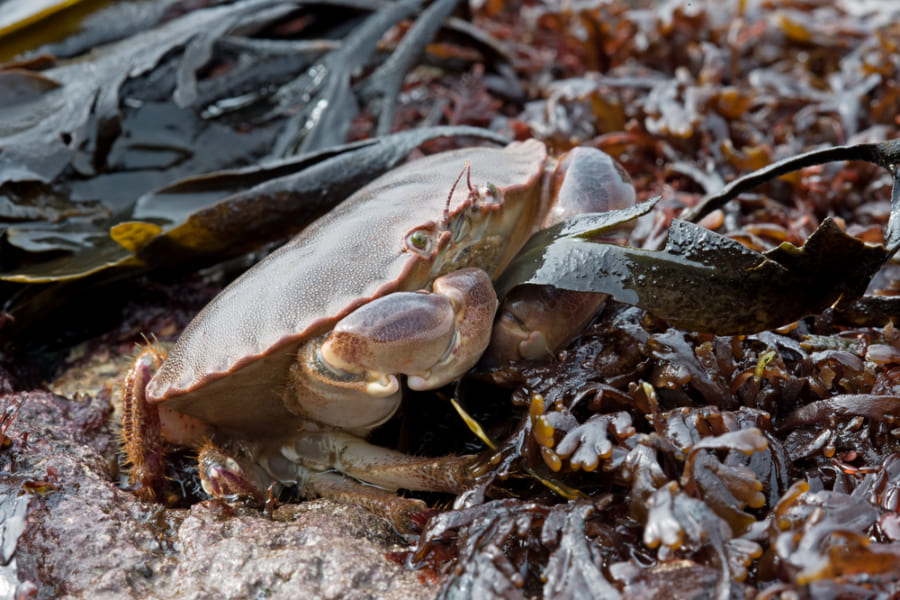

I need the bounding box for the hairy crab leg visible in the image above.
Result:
[121,347,168,501]
[122,346,214,502]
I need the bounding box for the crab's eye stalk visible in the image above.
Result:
[406,228,433,256]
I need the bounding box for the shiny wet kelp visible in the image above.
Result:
[416,303,900,598]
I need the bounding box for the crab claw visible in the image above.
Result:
[285,268,497,432]
[482,147,637,367]
[197,439,268,505]
[481,286,608,366]
[321,267,498,390]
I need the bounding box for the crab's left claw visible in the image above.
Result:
[481,286,609,366]
[482,147,638,367]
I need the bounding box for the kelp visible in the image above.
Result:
[414,497,626,600]
[427,301,900,597]
[497,140,900,334]
[1,126,508,283]
[0,0,496,264]
[0,0,510,337]
[767,482,900,586]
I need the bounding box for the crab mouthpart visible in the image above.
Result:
[285,339,403,433]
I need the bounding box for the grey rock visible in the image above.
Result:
[2,390,437,600]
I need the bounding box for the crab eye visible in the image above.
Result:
[406,229,432,255]
[479,182,501,204]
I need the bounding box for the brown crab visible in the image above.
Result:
[122,139,636,529]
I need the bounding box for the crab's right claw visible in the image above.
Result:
[322,267,498,390]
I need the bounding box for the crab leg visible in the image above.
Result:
[121,348,168,501]
[195,431,466,531]
[276,429,474,493]
[122,346,216,502]
[301,470,435,532]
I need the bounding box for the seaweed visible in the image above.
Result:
[497,142,900,335]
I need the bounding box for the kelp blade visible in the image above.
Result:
[497,216,890,334]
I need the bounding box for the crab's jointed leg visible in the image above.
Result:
[122,346,214,502]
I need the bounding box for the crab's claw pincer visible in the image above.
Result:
[322,267,498,390]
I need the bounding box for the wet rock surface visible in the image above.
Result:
[2,390,434,599]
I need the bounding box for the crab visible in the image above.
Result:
[122,139,636,529]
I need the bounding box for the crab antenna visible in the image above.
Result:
[443,161,470,228]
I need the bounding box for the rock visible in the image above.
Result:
[2,390,436,599]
